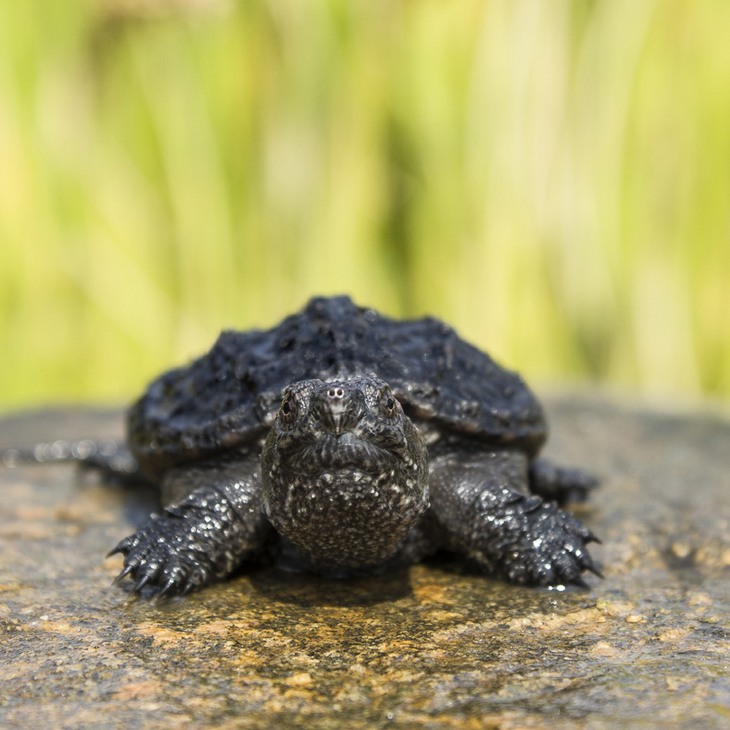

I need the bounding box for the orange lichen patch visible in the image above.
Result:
[430,621,481,642]
[412,581,451,605]
[428,610,465,622]
[665,677,683,692]
[102,553,124,571]
[32,618,78,635]
[589,641,622,658]
[508,607,606,631]
[284,672,313,687]
[134,623,183,644]
[112,679,165,701]
[669,541,693,560]
[596,598,637,619]
[657,627,690,642]
[192,619,234,636]
[15,505,56,520]
[0,522,56,540]
[687,592,712,608]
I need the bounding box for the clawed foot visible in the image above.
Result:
[496,495,601,587]
[108,515,216,598]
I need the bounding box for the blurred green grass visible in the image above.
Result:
[1,0,729,408]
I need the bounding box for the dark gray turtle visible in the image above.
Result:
[5,296,600,596]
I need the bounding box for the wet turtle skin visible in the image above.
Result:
[7,296,601,596]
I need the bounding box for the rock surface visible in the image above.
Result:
[1,396,729,729]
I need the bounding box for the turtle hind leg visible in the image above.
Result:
[529,458,598,506]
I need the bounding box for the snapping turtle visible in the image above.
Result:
[6,296,599,596]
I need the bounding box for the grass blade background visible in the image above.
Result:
[0,0,728,407]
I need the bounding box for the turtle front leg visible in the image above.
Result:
[110,449,274,597]
[426,449,600,587]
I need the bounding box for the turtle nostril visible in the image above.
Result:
[327,387,345,399]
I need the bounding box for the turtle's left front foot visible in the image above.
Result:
[492,493,602,587]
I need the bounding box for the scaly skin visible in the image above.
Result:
[107,378,598,597]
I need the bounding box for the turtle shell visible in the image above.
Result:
[128,296,546,477]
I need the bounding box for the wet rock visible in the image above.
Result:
[1,396,729,729]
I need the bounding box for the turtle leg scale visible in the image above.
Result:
[110,451,273,597]
[426,448,600,587]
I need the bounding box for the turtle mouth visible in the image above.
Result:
[299,432,391,473]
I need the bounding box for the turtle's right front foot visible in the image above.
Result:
[109,513,218,598]
[109,482,272,598]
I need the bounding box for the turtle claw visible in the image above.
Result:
[155,577,180,599]
[586,561,604,579]
[132,574,152,594]
[113,563,135,585]
[492,496,602,588]
[107,513,220,598]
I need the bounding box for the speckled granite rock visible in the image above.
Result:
[1,396,729,730]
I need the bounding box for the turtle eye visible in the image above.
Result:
[279,392,298,426]
[379,386,398,419]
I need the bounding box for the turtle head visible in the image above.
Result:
[261,376,429,572]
